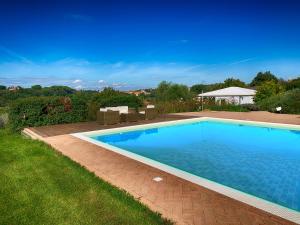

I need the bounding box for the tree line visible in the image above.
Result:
[1,71,299,107]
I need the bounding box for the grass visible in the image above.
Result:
[0,129,172,225]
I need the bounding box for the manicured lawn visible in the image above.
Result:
[0,130,172,225]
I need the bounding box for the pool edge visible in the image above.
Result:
[71,117,300,224]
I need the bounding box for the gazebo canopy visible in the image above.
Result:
[198,87,256,97]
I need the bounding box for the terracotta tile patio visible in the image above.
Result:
[27,111,300,225]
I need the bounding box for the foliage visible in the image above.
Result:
[31,84,42,90]
[241,104,260,111]
[9,95,88,131]
[0,85,6,90]
[190,84,209,94]
[200,97,250,112]
[190,77,245,94]
[0,130,172,225]
[0,106,8,115]
[203,103,250,112]
[156,100,200,114]
[190,83,223,94]
[257,89,300,114]
[100,95,142,108]
[0,85,79,107]
[0,107,9,128]
[254,80,284,103]
[250,71,278,86]
[223,78,246,88]
[285,77,300,90]
[87,88,143,120]
[155,81,192,101]
[0,107,9,129]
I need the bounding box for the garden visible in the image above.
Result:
[0,71,299,225]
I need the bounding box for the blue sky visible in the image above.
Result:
[0,0,300,90]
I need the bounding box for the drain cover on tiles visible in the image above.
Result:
[153,177,163,182]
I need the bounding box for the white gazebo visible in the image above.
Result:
[198,87,256,105]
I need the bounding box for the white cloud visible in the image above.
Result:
[72,79,82,84]
[75,85,83,90]
[0,57,299,90]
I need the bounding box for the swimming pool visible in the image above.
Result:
[72,117,300,223]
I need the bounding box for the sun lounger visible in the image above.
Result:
[97,109,120,125]
[139,105,158,120]
[120,108,139,122]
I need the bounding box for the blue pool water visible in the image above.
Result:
[91,121,300,211]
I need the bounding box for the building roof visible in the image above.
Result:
[198,87,256,97]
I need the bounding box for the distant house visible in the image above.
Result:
[8,86,21,92]
[198,87,256,105]
[125,89,150,96]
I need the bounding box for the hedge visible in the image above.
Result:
[156,100,200,114]
[9,95,88,131]
[203,104,250,112]
[88,95,143,120]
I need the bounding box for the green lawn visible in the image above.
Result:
[0,130,172,225]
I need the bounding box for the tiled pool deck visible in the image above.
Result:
[27,112,300,225]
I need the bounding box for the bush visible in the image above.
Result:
[254,80,284,102]
[204,104,250,112]
[100,95,142,108]
[0,118,4,128]
[156,100,200,114]
[257,89,300,114]
[0,114,8,128]
[87,91,143,121]
[155,81,192,101]
[0,107,9,128]
[9,95,88,131]
[241,104,259,111]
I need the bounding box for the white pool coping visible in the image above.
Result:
[71,117,300,224]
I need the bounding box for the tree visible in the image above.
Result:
[0,85,6,90]
[223,78,246,88]
[190,83,224,94]
[286,77,300,90]
[155,81,191,101]
[31,85,42,90]
[42,86,76,96]
[250,71,278,86]
[190,84,209,94]
[254,80,284,102]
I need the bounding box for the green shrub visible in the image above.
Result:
[155,81,192,101]
[257,89,300,114]
[241,104,259,111]
[9,95,88,131]
[87,102,99,121]
[156,100,200,114]
[0,107,9,128]
[254,80,284,102]
[100,95,142,108]
[204,104,250,112]
[0,114,8,128]
[87,92,143,121]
